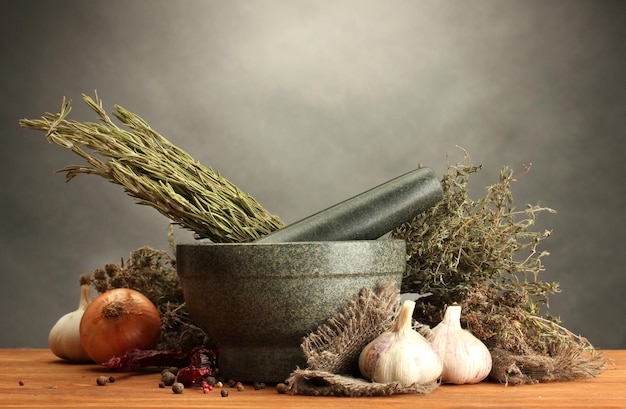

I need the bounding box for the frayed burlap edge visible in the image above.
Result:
[285,282,439,397]
[489,342,608,386]
[302,281,400,376]
[286,369,439,396]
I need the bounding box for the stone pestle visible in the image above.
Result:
[256,167,443,243]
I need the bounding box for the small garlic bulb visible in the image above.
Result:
[428,305,492,384]
[48,280,92,362]
[358,300,443,386]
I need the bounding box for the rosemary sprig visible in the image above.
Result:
[20,93,285,242]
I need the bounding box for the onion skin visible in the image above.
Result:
[79,288,161,364]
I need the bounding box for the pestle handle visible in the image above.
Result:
[256,167,443,243]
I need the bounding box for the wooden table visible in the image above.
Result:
[0,349,623,408]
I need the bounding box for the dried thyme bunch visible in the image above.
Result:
[392,154,556,331]
[20,93,284,242]
[90,246,210,351]
[392,150,605,382]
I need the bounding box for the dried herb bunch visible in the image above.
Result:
[392,150,605,383]
[19,93,285,242]
[90,246,210,351]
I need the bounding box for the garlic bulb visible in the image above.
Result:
[48,280,92,362]
[358,300,443,386]
[428,305,492,384]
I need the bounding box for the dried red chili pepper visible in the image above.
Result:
[176,347,218,386]
[102,349,190,371]
[176,365,213,386]
[101,346,218,372]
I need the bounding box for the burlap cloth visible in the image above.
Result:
[284,282,439,396]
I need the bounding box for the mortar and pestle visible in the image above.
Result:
[176,167,443,382]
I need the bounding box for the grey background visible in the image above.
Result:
[1,1,625,349]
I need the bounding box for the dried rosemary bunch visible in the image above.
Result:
[392,149,605,383]
[19,93,285,242]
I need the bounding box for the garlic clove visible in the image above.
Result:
[428,305,492,384]
[48,280,93,362]
[359,300,443,386]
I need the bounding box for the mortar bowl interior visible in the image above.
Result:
[176,239,406,382]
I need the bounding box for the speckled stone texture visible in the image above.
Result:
[256,167,442,243]
[176,240,406,382]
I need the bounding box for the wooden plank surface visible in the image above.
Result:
[0,349,623,408]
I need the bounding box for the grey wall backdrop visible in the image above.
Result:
[1,1,625,349]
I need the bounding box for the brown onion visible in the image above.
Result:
[79,288,160,364]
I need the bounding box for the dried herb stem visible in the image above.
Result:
[394,153,555,312]
[391,148,602,376]
[20,93,285,242]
